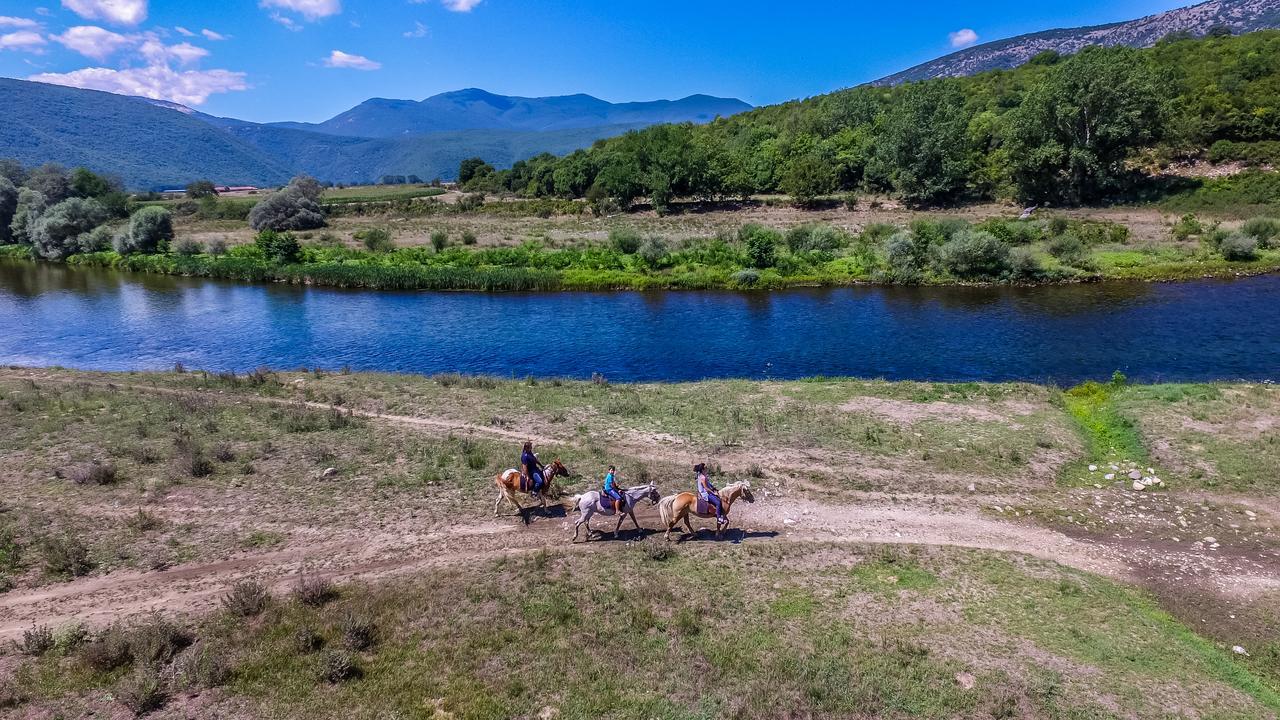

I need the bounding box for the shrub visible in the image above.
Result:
[292,626,325,653]
[115,206,174,255]
[31,197,108,260]
[937,230,1011,280]
[116,667,167,716]
[54,622,90,652]
[78,224,115,253]
[1241,217,1280,248]
[884,231,923,282]
[609,228,643,254]
[292,575,338,607]
[1171,214,1204,240]
[636,238,667,268]
[80,625,133,671]
[255,229,301,264]
[1047,233,1090,266]
[739,224,779,268]
[357,228,394,253]
[207,237,228,256]
[128,615,191,665]
[320,649,361,683]
[66,460,117,485]
[430,230,448,251]
[222,579,270,617]
[173,237,202,256]
[1008,247,1044,280]
[171,642,230,690]
[21,625,54,656]
[249,177,325,232]
[42,534,92,577]
[455,193,485,212]
[461,230,477,245]
[730,269,760,287]
[1219,232,1259,261]
[1048,216,1070,236]
[785,224,847,253]
[340,612,377,651]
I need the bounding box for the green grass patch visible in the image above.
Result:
[1060,376,1148,485]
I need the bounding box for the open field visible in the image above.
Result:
[0,368,1277,718]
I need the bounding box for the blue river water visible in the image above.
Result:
[1,259,1278,384]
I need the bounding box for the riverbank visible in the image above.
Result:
[6,205,1280,291]
[0,368,1277,718]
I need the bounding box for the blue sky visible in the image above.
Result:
[1,0,1193,123]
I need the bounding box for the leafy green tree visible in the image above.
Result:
[779,151,837,207]
[1005,46,1166,204]
[31,197,107,260]
[868,81,974,206]
[0,176,17,244]
[739,224,780,268]
[115,206,173,254]
[186,180,218,199]
[458,157,494,187]
[25,164,72,205]
[9,188,47,245]
[0,159,27,186]
[70,168,115,199]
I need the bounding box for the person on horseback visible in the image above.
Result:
[695,463,726,525]
[602,465,624,513]
[521,441,545,498]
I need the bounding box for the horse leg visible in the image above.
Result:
[493,489,504,517]
[613,511,626,539]
[629,509,642,532]
[507,489,524,516]
[572,506,587,542]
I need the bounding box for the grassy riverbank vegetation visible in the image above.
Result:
[0,368,1277,718]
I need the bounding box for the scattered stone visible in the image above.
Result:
[322,467,339,478]
[1128,470,1143,480]
[1233,646,1249,656]
[1245,510,1257,519]
[1104,473,1116,480]
[1204,537,1218,544]
[783,518,796,526]
[955,672,976,690]
[1088,465,1098,472]
[967,483,976,492]
[1132,481,1146,492]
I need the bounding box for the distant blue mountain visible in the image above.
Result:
[269,88,753,137]
[0,78,751,189]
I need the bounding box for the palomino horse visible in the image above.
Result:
[569,483,660,542]
[657,481,755,540]
[493,459,570,516]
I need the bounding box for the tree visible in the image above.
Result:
[1005,46,1166,204]
[255,229,301,264]
[0,176,17,245]
[186,180,218,199]
[30,197,107,260]
[0,159,27,186]
[458,157,494,187]
[780,151,837,207]
[248,176,326,231]
[25,164,72,205]
[739,224,780,269]
[868,81,974,206]
[9,188,47,245]
[115,206,173,254]
[70,168,115,199]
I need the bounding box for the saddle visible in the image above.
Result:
[696,498,713,516]
[599,495,625,513]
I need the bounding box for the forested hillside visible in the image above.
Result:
[464,32,1280,210]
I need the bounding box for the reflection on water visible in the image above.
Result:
[1,258,1277,383]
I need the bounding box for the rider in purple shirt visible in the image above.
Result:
[695,463,725,524]
[521,441,544,497]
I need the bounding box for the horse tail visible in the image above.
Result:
[658,495,676,527]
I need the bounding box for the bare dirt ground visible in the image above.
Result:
[2,370,1276,654]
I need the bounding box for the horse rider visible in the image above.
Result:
[521,441,545,498]
[602,465,624,513]
[695,463,726,525]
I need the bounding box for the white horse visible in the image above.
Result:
[570,483,660,542]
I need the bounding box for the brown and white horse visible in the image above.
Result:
[657,481,755,540]
[493,459,570,516]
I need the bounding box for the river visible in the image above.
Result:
[2,259,1277,384]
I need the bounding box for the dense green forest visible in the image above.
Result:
[462,32,1280,210]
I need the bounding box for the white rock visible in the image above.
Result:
[1245,510,1257,519]
[1132,481,1145,491]
[1233,646,1249,656]
[967,483,976,492]
[783,518,796,526]
[1203,536,1217,544]
[955,672,976,690]
[1104,473,1116,480]
[322,467,338,478]
[1147,468,1155,474]
[1128,470,1143,480]
[1088,465,1098,472]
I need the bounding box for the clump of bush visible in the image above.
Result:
[222,579,271,617]
[609,227,643,254]
[116,667,167,716]
[255,229,301,264]
[65,460,117,486]
[785,224,848,253]
[320,649,361,683]
[739,224,779,268]
[41,534,92,578]
[937,230,1011,280]
[636,238,667,268]
[884,231,924,283]
[115,206,174,255]
[1219,232,1259,261]
[80,624,133,672]
[1241,217,1280,248]
[340,611,377,651]
[173,237,202,256]
[31,197,109,260]
[21,625,54,656]
[249,175,326,232]
[292,575,338,607]
[1047,233,1092,268]
[171,642,231,690]
[357,228,394,253]
[128,615,191,666]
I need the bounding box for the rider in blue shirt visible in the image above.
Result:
[521,441,544,497]
[602,465,623,512]
[696,463,725,525]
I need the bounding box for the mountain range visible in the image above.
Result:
[876,0,1280,84]
[0,81,749,189]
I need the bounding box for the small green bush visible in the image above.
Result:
[1047,233,1090,266]
[320,649,360,683]
[80,625,133,671]
[340,612,377,651]
[1171,214,1204,240]
[937,230,1011,280]
[292,575,338,607]
[42,534,92,578]
[884,231,923,282]
[117,206,173,255]
[356,228,394,253]
[129,615,191,665]
[222,579,270,617]
[1008,247,1043,280]
[609,228,643,254]
[1240,217,1280,248]
[430,230,448,252]
[739,224,779,269]
[785,224,848,253]
[1219,232,1259,261]
[636,238,667,268]
[21,625,54,656]
[173,237,202,256]
[116,667,167,715]
[66,460,117,485]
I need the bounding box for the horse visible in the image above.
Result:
[657,481,755,541]
[569,483,661,542]
[493,459,570,516]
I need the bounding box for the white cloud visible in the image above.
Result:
[268,12,301,31]
[139,37,208,65]
[260,0,341,21]
[52,25,132,60]
[29,65,247,105]
[948,28,978,49]
[0,30,46,52]
[441,0,482,11]
[322,49,379,70]
[61,0,147,26]
[174,25,194,36]
[403,21,428,38]
[201,28,227,40]
[0,16,41,28]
